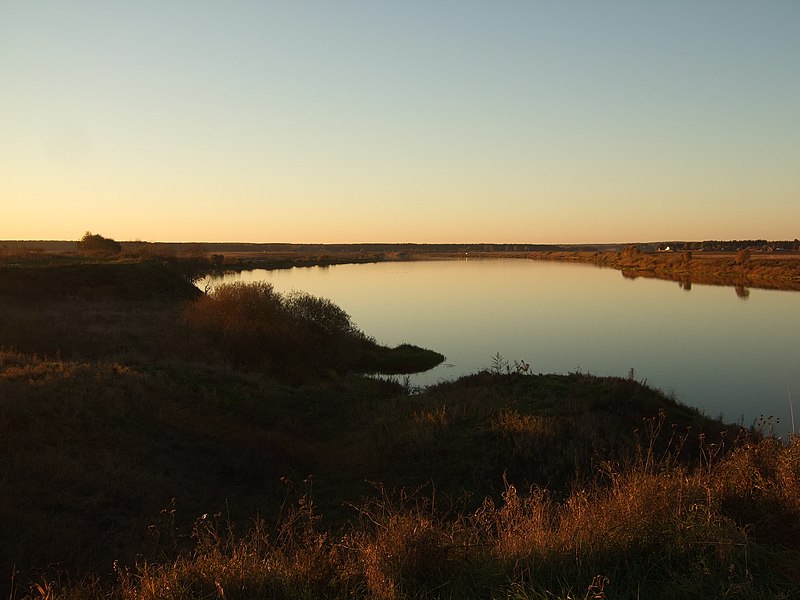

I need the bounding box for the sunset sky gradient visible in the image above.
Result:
[3,1,799,243]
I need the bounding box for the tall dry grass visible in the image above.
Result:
[22,432,799,599]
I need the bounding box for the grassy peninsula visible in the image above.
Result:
[1,252,799,599]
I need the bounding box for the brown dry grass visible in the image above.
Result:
[528,250,800,292]
[23,434,799,599]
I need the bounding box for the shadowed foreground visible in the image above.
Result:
[1,260,798,599]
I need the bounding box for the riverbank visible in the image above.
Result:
[2,261,799,598]
[5,240,800,292]
[525,249,800,292]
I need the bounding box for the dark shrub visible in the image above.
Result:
[77,231,122,256]
[183,282,367,374]
[183,282,442,377]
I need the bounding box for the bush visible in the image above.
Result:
[182,282,443,378]
[285,291,360,340]
[182,282,369,374]
[77,231,122,256]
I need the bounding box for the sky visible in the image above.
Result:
[2,1,799,244]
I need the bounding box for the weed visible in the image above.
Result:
[489,352,509,374]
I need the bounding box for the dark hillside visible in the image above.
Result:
[0,262,201,302]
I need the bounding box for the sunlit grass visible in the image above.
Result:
[18,433,799,599]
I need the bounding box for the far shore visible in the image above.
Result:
[3,239,800,292]
[524,249,800,292]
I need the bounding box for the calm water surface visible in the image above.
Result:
[201,260,800,434]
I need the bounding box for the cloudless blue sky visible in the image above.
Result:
[2,1,799,243]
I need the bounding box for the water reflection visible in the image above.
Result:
[201,259,800,435]
[651,276,751,299]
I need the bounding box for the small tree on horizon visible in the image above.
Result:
[77,231,122,256]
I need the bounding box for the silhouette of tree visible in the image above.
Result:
[77,232,121,256]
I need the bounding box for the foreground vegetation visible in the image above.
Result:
[1,255,799,599]
[24,432,799,600]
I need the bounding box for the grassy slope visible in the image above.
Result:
[0,261,203,301]
[1,260,799,599]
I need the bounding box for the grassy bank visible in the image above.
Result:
[2,260,799,599]
[527,249,800,293]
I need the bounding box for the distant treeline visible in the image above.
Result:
[190,242,610,254]
[654,239,800,252]
[2,239,799,255]
[0,240,613,255]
